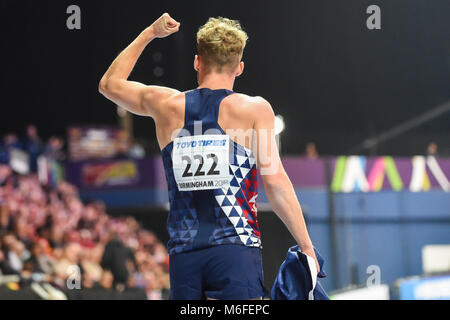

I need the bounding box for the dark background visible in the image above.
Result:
[1,0,449,156]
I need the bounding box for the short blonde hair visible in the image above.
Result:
[196,17,248,73]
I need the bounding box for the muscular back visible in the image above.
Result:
[153,90,264,152]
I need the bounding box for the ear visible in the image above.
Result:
[235,61,244,77]
[194,55,200,72]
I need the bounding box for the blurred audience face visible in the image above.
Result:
[3,234,17,249]
[0,165,12,181]
[26,125,38,139]
[4,134,18,146]
[100,270,114,289]
[305,142,319,159]
[64,242,82,264]
[427,142,438,156]
[48,136,63,149]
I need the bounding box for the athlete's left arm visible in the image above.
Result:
[99,13,180,117]
[252,97,320,273]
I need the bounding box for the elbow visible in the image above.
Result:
[262,171,289,192]
[99,74,117,95]
[98,77,109,95]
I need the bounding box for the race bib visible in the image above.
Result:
[172,135,231,191]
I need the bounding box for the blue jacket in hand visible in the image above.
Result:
[271,245,329,300]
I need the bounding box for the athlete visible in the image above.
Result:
[99,13,319,300]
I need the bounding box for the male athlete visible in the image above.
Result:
[99,13,319,300]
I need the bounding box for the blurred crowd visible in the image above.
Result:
[0,125,147,170]
[0,125,65,173]
[0,165,170,299]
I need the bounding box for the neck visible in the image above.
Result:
[197,72,235,91]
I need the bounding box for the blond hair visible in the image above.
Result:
[196,17,248,73]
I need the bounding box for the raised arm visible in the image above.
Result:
[99,13,180,117]
[253,98,320,272]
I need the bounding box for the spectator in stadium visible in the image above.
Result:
[0,134,22,165]
[0,165,11,186]
[305,142,319,159]
[13,216,33,248]
[45,136,65,162]
[427,141,439,157]
[101,232,137,290]
[80,243,103,287]
[24,125,44,173]
[1,234,28,275]
[0,200,11,233]
[99,269,114,290]
[0,141,7,165]
[30,238,55,274]
[53,242,82,284]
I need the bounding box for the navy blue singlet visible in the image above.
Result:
[161,88,261,255]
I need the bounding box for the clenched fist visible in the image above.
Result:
[150,13,180,38]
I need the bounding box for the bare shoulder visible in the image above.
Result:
[228,93,274,119]
[142,86,181,104]
[142,86,185,119]
[164,89,185,106]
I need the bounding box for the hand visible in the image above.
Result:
[150,13,180,38]
[302,246,320,274]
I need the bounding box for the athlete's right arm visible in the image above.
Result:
[99,13,180,118]
[253,98,320,272]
